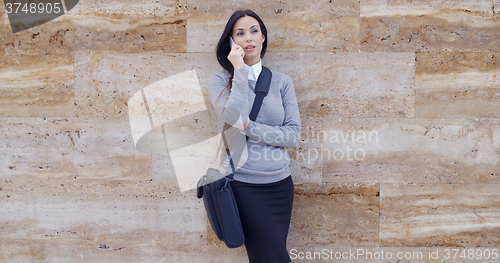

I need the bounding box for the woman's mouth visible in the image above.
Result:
[245,45,256,51]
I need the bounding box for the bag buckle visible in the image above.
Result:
[220,176,233,192]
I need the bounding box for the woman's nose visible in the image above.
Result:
[245,34,252,42]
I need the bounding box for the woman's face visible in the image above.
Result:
[232,16,265,66]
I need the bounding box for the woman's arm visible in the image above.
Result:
[208,68,252,130]
[243,76,301,148]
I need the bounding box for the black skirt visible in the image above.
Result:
[230,175,294,263]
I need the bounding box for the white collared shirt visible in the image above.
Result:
[244,59,262,81]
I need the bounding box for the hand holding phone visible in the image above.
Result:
[228,36,245,69]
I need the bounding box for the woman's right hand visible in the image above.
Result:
[227,42,245,69]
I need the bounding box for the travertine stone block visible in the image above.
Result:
[264,52,415,117]
[187,0,360,52]
[76,51,414,118]
[67,117,152,180]
[380,183,500,247]
[360,0,500,52]
[187,0,359,18]
[0,117,151,180]
[415,52,500,118]
[0,239,46,262]
[322,118,500,183]
[0,152,76,178]
[0,117,77,155]
[74,52,218,117]
[0,239,248,262]
[288,183,379,247]
[268,17,359,52]
[0,178,204,244]
[288,116,323,184]
[187,17,360,53]
[4,0,187,55]
[0,55,75,117]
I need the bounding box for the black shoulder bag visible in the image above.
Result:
[196,66,272,248]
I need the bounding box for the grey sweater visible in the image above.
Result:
[207,67,301,184]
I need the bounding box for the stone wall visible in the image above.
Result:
[1,0,499,262]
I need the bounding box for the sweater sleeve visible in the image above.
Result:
[207,68,252,130]
[243,75,301,148]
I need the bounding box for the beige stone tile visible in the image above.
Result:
[360,0,500,52]
[75,51,414,119]
[187,16,360,52]
[0,239,46,262]
[0,152,76,178]
[416,51,500,77]
[0,117,77,155]
[415,52,500,118]
[0,239,248,262]
[0,117,152,180]
[263,52,415,118]
[4,0,187,55]
[0,55,75,117]
[67,116,152,180]
[187,0,359,19]
[322,118,500,184]
[0,178,204,244]
[380,183,500,247]
[268,17,360,52]
[288,116,323,184]
[288,183,380,247]
[187,0,360,52]
[74,52,217,117]
[287,246,466,262]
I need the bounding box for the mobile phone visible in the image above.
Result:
[230,36,236,48]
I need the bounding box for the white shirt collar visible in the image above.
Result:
[245,59,262,81]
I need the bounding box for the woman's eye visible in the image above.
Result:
[236,32,243,36]
[252,29,259,34]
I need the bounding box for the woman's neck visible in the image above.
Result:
[244,57,260,67]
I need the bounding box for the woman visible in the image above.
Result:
[207,9,301,263]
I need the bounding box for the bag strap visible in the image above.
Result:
[221,122,236,180]
[248,66,272,122]
[222,66,273,178]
